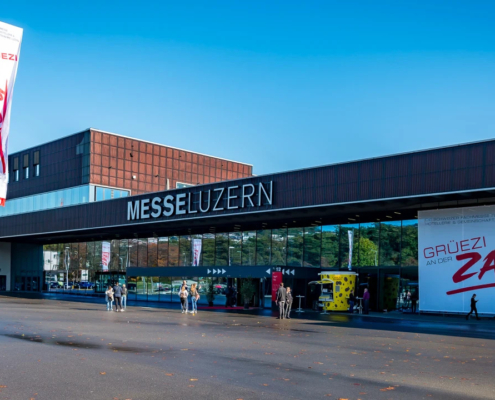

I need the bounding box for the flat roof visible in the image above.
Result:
[9,128,253,167]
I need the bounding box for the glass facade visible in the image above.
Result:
[42,220,418,299]
[0,184,130,218]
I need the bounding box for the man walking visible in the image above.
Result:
[113,282,123,312]
[466,294,480,320]
[275,282,287,319]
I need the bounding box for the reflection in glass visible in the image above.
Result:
[94,241,102,270]
[127,276,137,301]
[340,224,359,269]
[110,240,120,271]
[271,228,287,266]
[159,276,172,302]
[158,237,169,267]
[321,225,339,268]
[256,230,271,265]
[401,220,418,266]
[136,276,147,301]
[229,232,242,266]
[380,221,401,266]
[242,231,256,266]
[148,276,160,301]
[202,234,215,266]
[129,238,138,267]
[148,238,158,267]
[179,236,191,266]
[303,226,321,267]
[119,239,128,270]
[287,227,303,267]
[359,223,379,267]
[215,233,228,266]
[138,238,148,267]
[168,236,179,267]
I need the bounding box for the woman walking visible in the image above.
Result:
[105,285,114,312]
[121,284,127,310]
[285,287,293,319]
[179,285,189,314]
[190,283,200,315]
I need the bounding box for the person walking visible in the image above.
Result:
[410,290,418,313]
[466,294,480,320]
[363,288,370,315]
[348,290,356,314]
[121,284,128,310]
[275,282,287,319]
[190,283,200,315]
[179,285,189,314]
[113,282,123,312]
[285,287,293,319]
[105,285,114,312]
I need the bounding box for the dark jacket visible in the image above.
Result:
[121,287,128,296]
[349,293,356,302]
[113,285,123,298]
[471,297,478,308]
[276,286,286,302]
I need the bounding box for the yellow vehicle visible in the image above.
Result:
[309,271,357,313]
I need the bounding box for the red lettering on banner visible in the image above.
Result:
[479,250,495,280]
[472,237,483,249]
[452,252,481,283]
[0,53,17,61]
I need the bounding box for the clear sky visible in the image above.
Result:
[3,1,495,174]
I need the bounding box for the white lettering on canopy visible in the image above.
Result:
[127,181,274,221]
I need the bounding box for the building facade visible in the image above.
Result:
[1,132,495,314]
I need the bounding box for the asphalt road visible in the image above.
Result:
[0,297,494,400]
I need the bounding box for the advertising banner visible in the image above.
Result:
[418,206,495,314]
[272,271,282,301]
[101,241,111,271]
[0,22,23,206]
[348,230,354,270]
[192,239,202,266]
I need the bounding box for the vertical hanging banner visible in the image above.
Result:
[0,22,23,206]
[101,241,111,271]
[348,230,354,270]
[272,270,283,301]
[192,239,202,266]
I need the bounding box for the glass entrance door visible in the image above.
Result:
[95,272,126,293]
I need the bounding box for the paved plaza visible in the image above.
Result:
[0,296,494,400]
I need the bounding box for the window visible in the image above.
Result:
[229,232,242,266]
[176,182,194,188]
[13,157,19,182]
[287,227,303,267]
[303,226,321,267]
[241,231,256,265]
[256,230,271,265]
[321,225,339,268]
[34,151,40,177]
[271,228,287,266]
[23,154,29,180]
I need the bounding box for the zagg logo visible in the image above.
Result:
[1,53,18,61]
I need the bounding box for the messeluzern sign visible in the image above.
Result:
[127,181,273,221]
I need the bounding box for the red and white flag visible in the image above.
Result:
[0,22,23,207]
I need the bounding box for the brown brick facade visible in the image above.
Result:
[89,129,252,195]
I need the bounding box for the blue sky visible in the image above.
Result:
[3,1,495,174]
